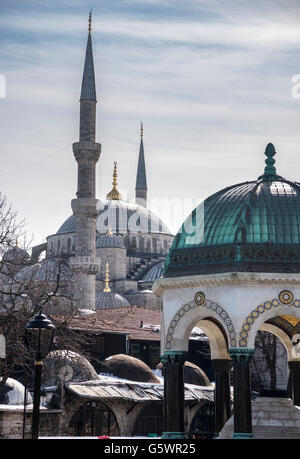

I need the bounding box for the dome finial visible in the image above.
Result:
[257,143,278,181]
[88,9,92,33]
[107,226,113,236]
[141,121,143,138]
[103,262,111,292]
[106,161,123,200]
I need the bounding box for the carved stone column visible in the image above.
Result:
[161,351,188,439]
[211,359,232,434]
[288,361,300,406]
[229,348,254,439]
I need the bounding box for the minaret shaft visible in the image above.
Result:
[70,16,101,312]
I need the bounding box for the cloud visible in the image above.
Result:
[1,1,300,242]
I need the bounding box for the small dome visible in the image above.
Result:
[100,354,160,383]
[0,378,32,405]
[96,233,125,249]
[17,259,73,282]
[183,362,211,386]
[156,361,211,387]
[2,246,30,264]
[96,291,130,310]
[43,350,99,386]
[141,261,164,282]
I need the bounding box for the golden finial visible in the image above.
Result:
[141,121,143,138]
[107,226,113,236]
[106,161,123,200]
[103,262,111,292]
[88,9,92,33]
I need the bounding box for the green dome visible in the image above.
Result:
[164,144,300,277]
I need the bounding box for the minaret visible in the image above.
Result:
[135,122,148,208]
[70,11,101,313]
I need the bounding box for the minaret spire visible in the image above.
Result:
[103,262,111,292]
[135,122,148,208]
[70,14,101,313]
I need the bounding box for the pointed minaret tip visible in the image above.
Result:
[80,11,96,102]
[135,122,148,208]
[88,9,92,33]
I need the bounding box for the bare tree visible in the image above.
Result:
[251,330,287,393]
[0,193,86,399]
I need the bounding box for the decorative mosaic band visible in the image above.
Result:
[165,291,237,350]
[239,290,299,347]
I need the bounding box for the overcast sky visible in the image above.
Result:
[1,0,300,247]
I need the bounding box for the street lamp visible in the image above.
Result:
[25,311,55,440]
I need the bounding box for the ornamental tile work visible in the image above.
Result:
[239,290,300,347]
[165,293,237,350]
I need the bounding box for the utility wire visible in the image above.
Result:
[0,144,71,177]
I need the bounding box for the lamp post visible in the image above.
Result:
[25,311,55,440]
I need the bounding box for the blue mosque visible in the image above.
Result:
[24,14,174,314]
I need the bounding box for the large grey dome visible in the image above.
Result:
[96,291,131,310]
[57,199,171,235]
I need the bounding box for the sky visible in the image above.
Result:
[1,0,300,247]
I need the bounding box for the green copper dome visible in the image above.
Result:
[164,144,300,277]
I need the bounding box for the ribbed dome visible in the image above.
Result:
[2,247,30,264]
[96,233,125,249]
[165,144,300,277]
[141,261,164,282]
[57,198,171,235]
[95,291,130,310]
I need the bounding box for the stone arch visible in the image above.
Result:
[164,297,236,358]
[260,322,296,361]
[238,290,300,348]
[64,397,120,436]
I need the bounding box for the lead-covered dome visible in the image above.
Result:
[165,144,300,277]
[57,198,171,235]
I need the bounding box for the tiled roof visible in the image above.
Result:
[70,307,161,341]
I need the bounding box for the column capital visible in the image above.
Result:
[229,347,254,362]
[163,350,188,364]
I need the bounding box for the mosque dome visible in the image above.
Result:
[96,232,125,249]
[57,198,171,236]
[100,354,160,383]
[141,261,164,282]
[2,246,30,264]
[95,291,131,310]
[165,144,300,277]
